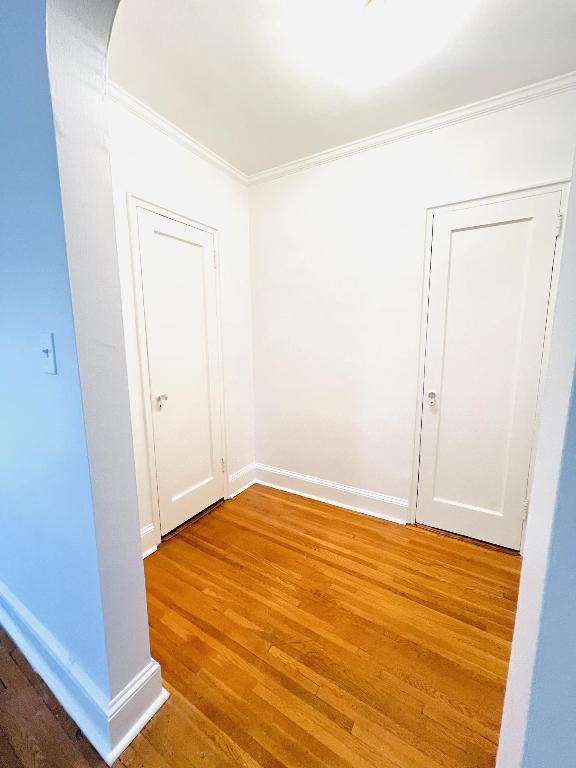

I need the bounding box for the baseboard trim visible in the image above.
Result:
[228,463,257,498]
[142,544,158,559]
[0,580,167,765]
[105,686,169,765]
[140,522,158,557]
[253,463,409,524]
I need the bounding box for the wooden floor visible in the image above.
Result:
[0,484,521,767]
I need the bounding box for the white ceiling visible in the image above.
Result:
[108,0,576,175]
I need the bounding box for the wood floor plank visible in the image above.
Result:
[1,483,520,767]
[0,725,23,768]
[143,485,520,767]
[0,640,93,768]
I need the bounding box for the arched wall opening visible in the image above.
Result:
[1,1,166,765]
[44,0,168,762]
[1,1,574,765]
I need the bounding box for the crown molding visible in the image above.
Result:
[107,71,576,188]
[106,81,249,184]
[248,71,576,185]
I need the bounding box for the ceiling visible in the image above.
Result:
[108,0,576,176]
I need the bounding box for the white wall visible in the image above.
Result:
[107,97,255,551]
[249,89,576,519]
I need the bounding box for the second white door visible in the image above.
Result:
[137,208,225,535]
[416,191,562,549]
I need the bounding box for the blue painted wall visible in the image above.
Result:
[0,2,109,691]
[523,365,576,766]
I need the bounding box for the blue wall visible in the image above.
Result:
[523,365,576,765]
[0,2,109,690]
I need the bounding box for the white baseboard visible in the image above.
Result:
[105,685,169,765]
[253,463,409,524]
[142,544,158,559]
[0,580,168,765]
[227,463,257,497]
[140,522,159,558]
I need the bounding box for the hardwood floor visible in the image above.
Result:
[0,484,521,767]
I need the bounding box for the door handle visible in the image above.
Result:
[427,391,437,407]
[156,394,168,410]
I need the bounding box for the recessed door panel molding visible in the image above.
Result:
[416,190,563,549]
[136,207,225,535]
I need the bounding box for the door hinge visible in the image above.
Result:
[523,498,529,521]
[556,214,563,238]
[220,457,225,474]
[213,249,218,270]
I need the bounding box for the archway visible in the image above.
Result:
[40,1,576,765]
[39,0,166,762]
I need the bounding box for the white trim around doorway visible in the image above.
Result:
[407,180,571,546]
[123,196,230,553]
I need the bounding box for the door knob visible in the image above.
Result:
[156,394,168,410]
[428,391,437,407]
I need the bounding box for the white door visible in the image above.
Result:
[137,208,225,535]
[416,191,561,549]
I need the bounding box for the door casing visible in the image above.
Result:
[408,181,570,550]
[126,196,229,549]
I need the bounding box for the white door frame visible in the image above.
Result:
[126,196,229,549]
[408,181,570,538]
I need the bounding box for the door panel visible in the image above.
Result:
[416,192,561,549]
[137,208,224,535]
